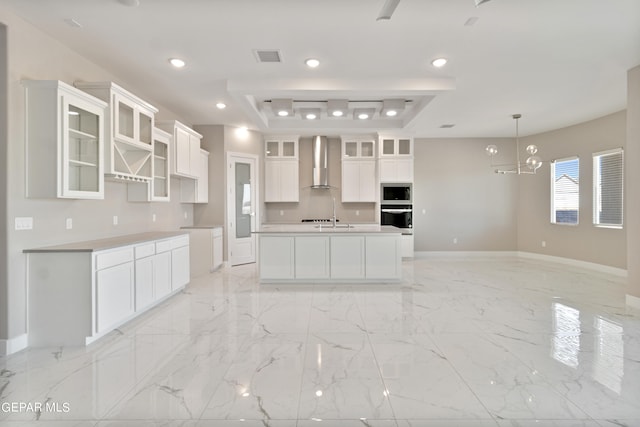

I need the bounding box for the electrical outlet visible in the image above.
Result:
[65,218,73,230]
[356,210,360,216]
[422,209,426,215]
[453,237,458,244]
[184,211,188,219]
[152,214,156,222]
[113,215,118,226]
[542,240,546,248]
[280,210,284,216]
[15,217,33,230]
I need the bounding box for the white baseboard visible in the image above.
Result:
[626,294,640,310]
[413,250,627,277]
[0,333,28,356]
[517,251,627,277]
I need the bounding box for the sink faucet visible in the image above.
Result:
[331,196,337,227]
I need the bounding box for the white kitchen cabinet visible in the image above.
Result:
[259,236,294,280]
[23,80,107,199]
[95,249,135,334]
[156,120,203,179]
[128,127,172,202]
[342,138,375,159]
[26,233,190,347]
[179,148,209,203]
[379,158,414,182]
[378,136,414,182]
[330,235,365,279]
[365,235,401,279]
[265,159,299,202]
[295,236,330,279]
[183,226,223,277]
[75,82,159,182]
[342,160,376,202]
[265,137,298,159]
[171,236,191,290]
[401,234,414,258]
[379,137,413,157]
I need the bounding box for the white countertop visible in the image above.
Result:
[23,231,189,253]
[254,223,403,234]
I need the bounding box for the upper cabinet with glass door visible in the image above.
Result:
[378,136,413,157]
[265,136,298,159]
[75,82,159,182]
[342,137,376,159]
[23,80,108,199]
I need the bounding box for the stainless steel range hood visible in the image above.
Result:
[311,135,330,189]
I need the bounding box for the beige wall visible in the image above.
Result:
[264,136,377,224]
[627,66,640,298]
[193,125,263,260]
[517,111,627,269]
[413,138,519,251]
[1,9,195,343]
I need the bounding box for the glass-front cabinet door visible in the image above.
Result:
[23,80,107,199]
[64,100,103,197]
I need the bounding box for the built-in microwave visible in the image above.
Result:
[381,183,412,205]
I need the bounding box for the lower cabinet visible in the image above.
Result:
[330,236,365,279]
[258,233,401,282]
[96,262,135,334]
[295,236,330,279]
[26,233,190,347]
[259,236,294,280]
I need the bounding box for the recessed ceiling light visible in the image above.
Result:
[358,113,369,120]
[332,110,344,117]
[169,58,186,68]
[431,58,447,68]
[385,110,398,117]
[305,58,320,68]
[306,113,317,120]
[277,110,289,117]
[216,102,226,109]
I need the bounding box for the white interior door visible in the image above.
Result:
[227,153,258,266]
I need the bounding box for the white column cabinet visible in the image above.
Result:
[264,136,299,203]
[378,136,414,183]
[295,236,330,279]
[341,138,377,203]
[259,236,295,280]
[23,80,108,199]
[171,237,191,290]
[330,236,365,279]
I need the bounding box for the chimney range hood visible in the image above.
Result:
[311,136,330,189]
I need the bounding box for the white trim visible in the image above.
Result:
[0,333,28,355]
[593,147,624,157]
[626,294,640,310]
[517,251,627,277]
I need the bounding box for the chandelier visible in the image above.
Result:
[485,114,543,174]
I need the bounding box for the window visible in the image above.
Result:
[551,157,579,225]
[593,148,624,227]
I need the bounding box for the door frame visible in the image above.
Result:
[226,152,260,266]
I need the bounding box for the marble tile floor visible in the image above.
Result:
[1,255,640,427]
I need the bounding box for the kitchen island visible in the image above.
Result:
[255,224,402,283]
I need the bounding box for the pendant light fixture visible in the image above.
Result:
[486,114,543,175]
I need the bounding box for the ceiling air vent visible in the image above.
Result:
[254,49,282,63]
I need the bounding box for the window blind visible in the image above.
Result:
[593,148,624,227]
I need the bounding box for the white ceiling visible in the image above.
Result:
[3,0,640,137]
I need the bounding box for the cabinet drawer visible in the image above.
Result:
[171,235,190,249]
[155,239,173,253]
[135,243,155,259]
[95,247,134,270]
